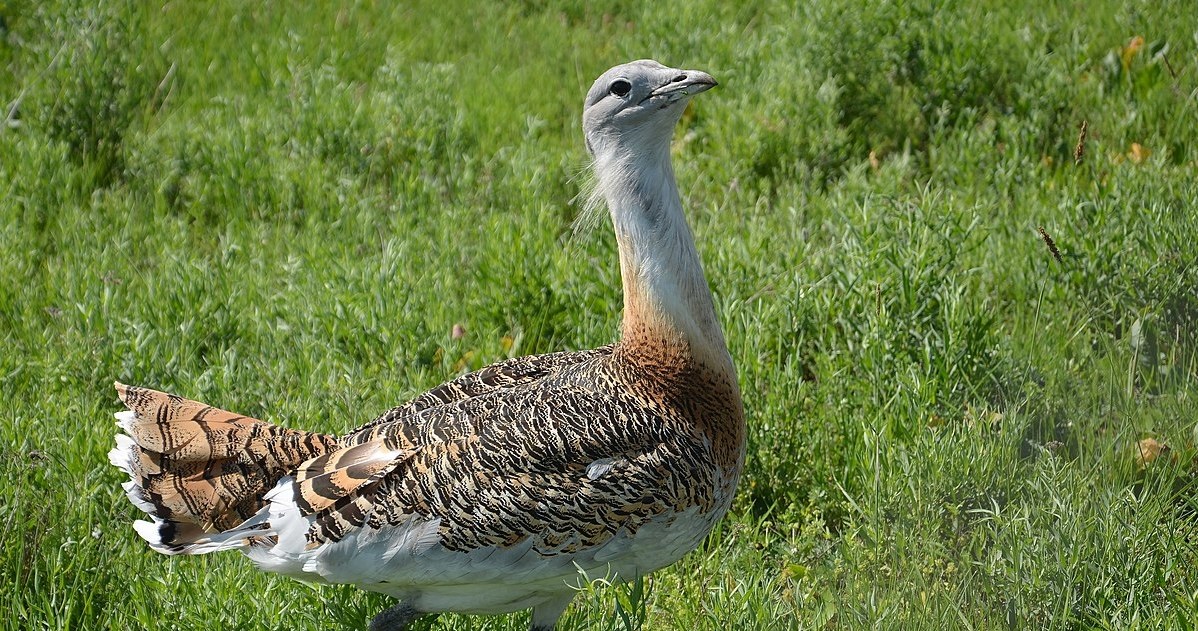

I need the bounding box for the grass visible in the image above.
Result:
[2,0,1197,628]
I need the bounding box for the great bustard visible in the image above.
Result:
[109,59,745,631]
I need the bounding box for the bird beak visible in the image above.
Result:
[646,70,718,103]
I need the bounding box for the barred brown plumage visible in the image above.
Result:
[111,382,338,535]
[109,60,745,631]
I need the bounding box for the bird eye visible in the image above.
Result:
[608,79,631,98]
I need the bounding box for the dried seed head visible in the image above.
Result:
[1074,120,1088,165]
[1038,226,1062,263]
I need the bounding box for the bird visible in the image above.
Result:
[108,59,745,631]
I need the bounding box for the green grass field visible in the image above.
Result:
[3,0,1197,628]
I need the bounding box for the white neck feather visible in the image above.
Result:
[591,142,732,370]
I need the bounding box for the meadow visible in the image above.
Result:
[2,0,1197,628]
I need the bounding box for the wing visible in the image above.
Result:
[284,346,621,544]
[256,347,718,585]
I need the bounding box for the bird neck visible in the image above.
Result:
[595,145,733,375]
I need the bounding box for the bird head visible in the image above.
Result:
[582,60,716,160]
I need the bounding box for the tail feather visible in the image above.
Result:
[110,382,338,554]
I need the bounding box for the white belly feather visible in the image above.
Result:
[241,476,729,615]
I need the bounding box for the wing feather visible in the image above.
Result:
[343,346,613,446]
[292,440,408,515]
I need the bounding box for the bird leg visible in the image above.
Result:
[368,603,423,631]
[529,593,575,631]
